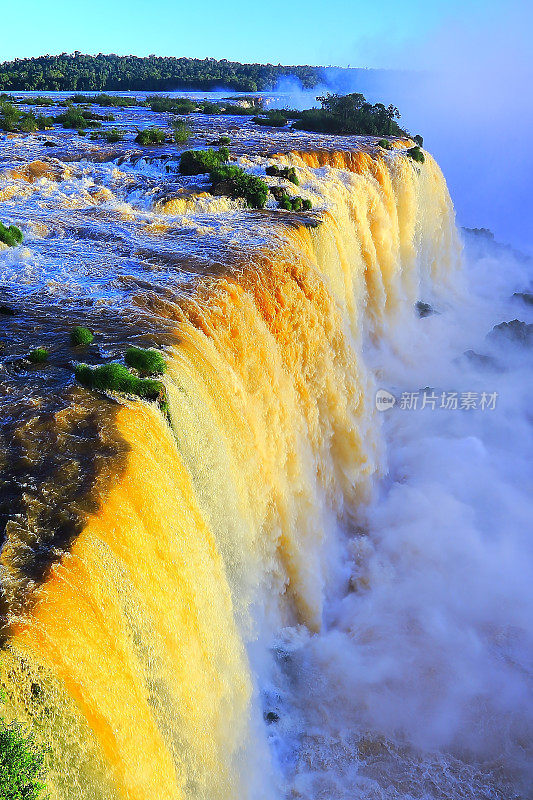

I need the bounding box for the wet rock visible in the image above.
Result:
[43,140,58,147]
[489,319,533,346]
[0,304,16,316]
[462,350,500,370]
[416,300,436,318]
[512,292,533,306]
[269,186,286,202]
[264,711,279,724]
[30,682,42,699]
[463,227,495,241]
[211,180,234,197]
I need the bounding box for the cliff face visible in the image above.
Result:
[0,134,461,798]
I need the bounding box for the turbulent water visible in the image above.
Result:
[0,97,531,800]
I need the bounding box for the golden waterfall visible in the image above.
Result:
[0,148,460,799]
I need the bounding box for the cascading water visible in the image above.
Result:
[0,104,530,800]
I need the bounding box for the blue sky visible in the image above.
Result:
[1,0,494,67]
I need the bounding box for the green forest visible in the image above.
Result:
[0,53,322,92]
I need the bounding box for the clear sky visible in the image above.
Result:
[0,0,495,67]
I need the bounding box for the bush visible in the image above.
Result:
[0,721,46,800]
[96,94,138,107]
[275,192,291,211]
[0,102,23,131]
[70,326,94,346]
[413,134,424,147]
[198,101,223,115]
[83,111,114,122]
[265,165,299,185]
[171,118,191,145]
[0,102,44,133]
[275,191,310,212]
[219,103,256,116]
[103,128,124,143]
[18,113,39,133]
[54,108,101,129]
[71,93,138,108]
[377,138,392,149]
[179,147,228,175]
[28,347,49,363]
[0,223,23,247]
[217,135,231,146]
[75,362,163,400]
[147,96,197,114]
[25,96,55,107]
[253,110,288,128]
[134,127,166,145]
[210,165,268,209]
[407,145,425,163]
[35,115,54,130]
[124,347,167,376]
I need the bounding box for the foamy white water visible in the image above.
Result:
[267,231,533,799]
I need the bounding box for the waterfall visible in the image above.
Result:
[0,146,463,799]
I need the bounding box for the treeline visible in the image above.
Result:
[0,53,321,92]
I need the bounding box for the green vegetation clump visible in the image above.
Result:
[377,138,392,149]
[217,136,231,146]
[179,147,267,208]
[75,362,163,400]
[253,110,288,127]
[210,165,269,209]
[413,134,424,147]
[179,147,229,175]
[124,347,167,376]
[103,128,124,143]
[84,111,114,122]
[407,145,425,163]
[265,165,299,185]
[24,96,55,106]
[71,93,138,107]
[28,347,49,363]
[295,92,406,137]
[70,326,94,346]
[0,721,46,800]
[171,118,191,145]
[0,54,321,93]
[35,114,54,130]
[0,101,51,133]
[0,223,23,247]
[134,127,166,145]
[218,103,256,116]
[198,101,223,115]
[0,102,23,132]
[54,107,101,129]
[275,191,311,212]
[147,96,196,113]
